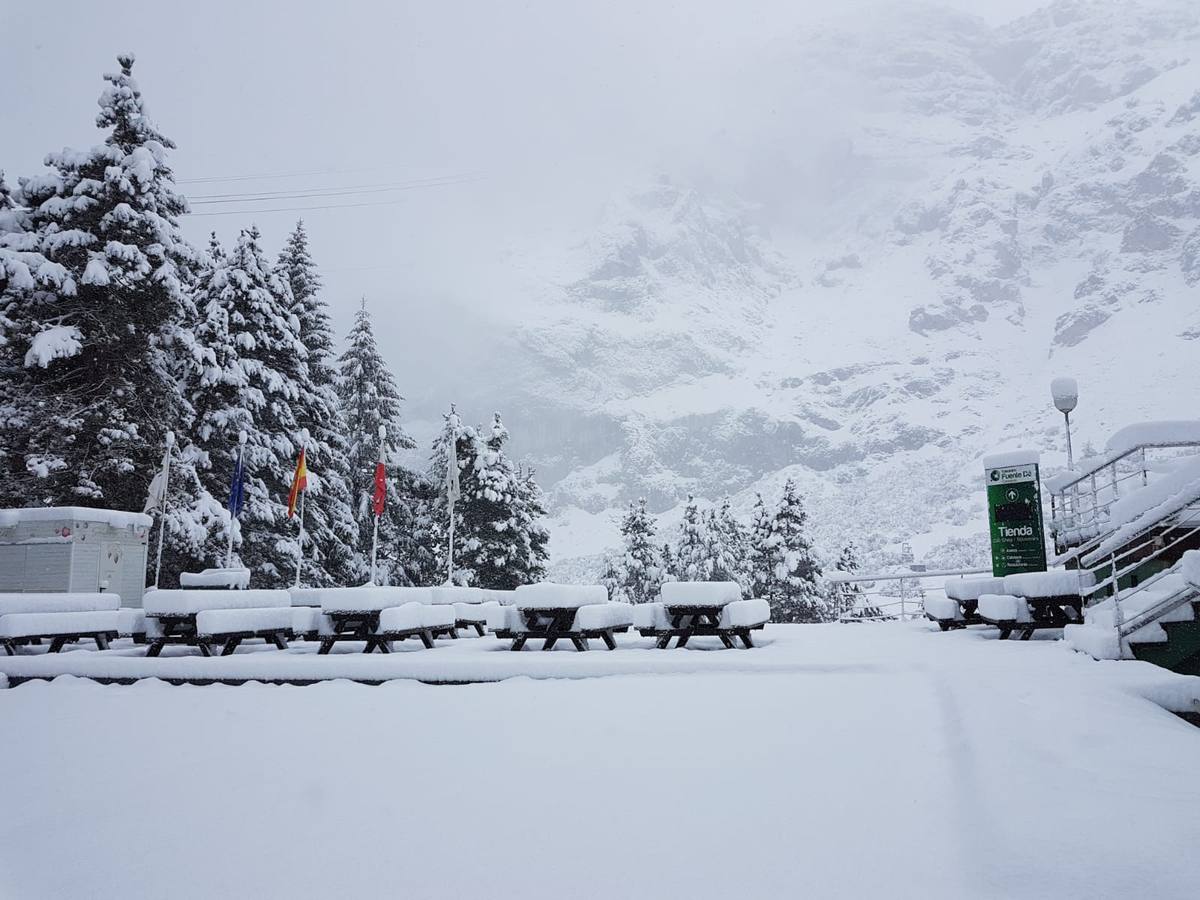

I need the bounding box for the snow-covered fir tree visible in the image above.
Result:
[707,496,750,594]
[674,495,711,581]
[514,463,550,585]
[336,301,433,585]
[187,226,310,586]
[758,479,829,623]
[0,56,201,511]
[829,542,866,620]
[660,542,679,583]
[274,221,359,585]
[746,493,774,599]
[612,498,662,603]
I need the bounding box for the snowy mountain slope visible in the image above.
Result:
[446,0,1200,573]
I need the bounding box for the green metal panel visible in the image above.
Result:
[986,462,1048,577]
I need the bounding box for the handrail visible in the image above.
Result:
[1049,439,1200,497]
[1118,579,1199,639]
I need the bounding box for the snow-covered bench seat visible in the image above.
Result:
[504,584,624,651]
[117,608,148,644]
[143,589,292,657]
[926,577,1008,629]
[486,604,525,635]
[430,586,494,635]
[290,606,333,641]
[0,609,124,654]
[179,567,251,590]
[923,596,963,628]
[369,603,458,652]
[639,583,766,648]
[0,592,119,616]
[193,607,294,656]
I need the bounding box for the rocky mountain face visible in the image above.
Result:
[462,0,1200,573]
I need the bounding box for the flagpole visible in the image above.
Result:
[294,430,308,589]
[153,431,174,589]
[370,425,385,585]
[226,431,246,569]
[446,408,459,586]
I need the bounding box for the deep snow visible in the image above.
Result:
[1,622,1198,899]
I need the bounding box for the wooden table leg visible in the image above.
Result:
[571,636,589,651]
[655,634,671,649]
[318,637,336,655]
[600,631,616,650]
[94,633,110,651]
[677,632,691,648]
[510,635,527,651]
[542,636,558,651]
[739,630,754,649]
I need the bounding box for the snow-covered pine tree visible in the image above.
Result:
[514,463,550,585]
[187,226,308,586]
[763,479,829,623]
[746,493,774,599]
[457,412,544,590]
[0,55,200,511]
[660,542,679,584]
[336,301,431,585]
[613,498,662,603]
[274,221,358,586]
[674,495,711,581]
[829,542,867,620]
[708,496,750,594]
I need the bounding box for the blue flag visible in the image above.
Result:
[228,448,246,518]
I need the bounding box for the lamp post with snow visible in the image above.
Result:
[1051,377,1078,471]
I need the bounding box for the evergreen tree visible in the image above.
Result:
[660,542,678,584]
[613,498,662,603]
[746,493,774,599]
[707,496,750,593]
[335,301,429,584]
[428,406,478,585]
[188,226,308,586]
[514,463,551,585]
[761,479,829,623]
[830,542,868,620]
[674,495,710,581]
[0,55,200,511]
[274,221,358,585]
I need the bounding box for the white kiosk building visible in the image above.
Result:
[0,507,152,605]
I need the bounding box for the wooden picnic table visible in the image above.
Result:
[510,607,594,651]
[655,604,753,649]
[145,614,289,658]
[318,610,389,655]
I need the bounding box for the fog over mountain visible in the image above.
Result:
[6,0,1198,575]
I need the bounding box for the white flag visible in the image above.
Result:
[446,435,460,504]
[143,445,172,515]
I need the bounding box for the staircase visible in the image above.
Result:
[1120,569,1200,675]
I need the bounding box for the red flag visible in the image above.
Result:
[372,461,387,516]
[287,448,308,518]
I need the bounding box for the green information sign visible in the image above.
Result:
[985,457,1048,577]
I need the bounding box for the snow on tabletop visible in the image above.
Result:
[943,577,1006,601]
[0,610,122,638]
[430,586,486,605]
[977,594,1031,624]
[376,603,424,633]
[632,602,671,631]
[316,586,432,613]
[480,589,517,606]
[719,598,770,629]
[180,568,251,590]
[514,583,608,610]
[1105,420,1200,455]
[574,602,634,631]
[115,608,145,636]
[484,603,521,633]
[660,581,741,608]
[452,602,488,623]
[922,596,961,621]
[1184,551,1200,589]
[981,449,1040,470]
[1003,569,1093,598]
[420,605,457,629]
[195,607,293,636]
[0,507,152,529]
[144,589,291,616]
[0,593,119,616]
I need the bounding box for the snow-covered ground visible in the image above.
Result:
[1,623,1199,899]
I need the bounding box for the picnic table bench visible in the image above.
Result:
[311,587,455,654]
[0,593,123,656]
[499,584,631,651]
[634,583,770,649]
[143,589,292,657]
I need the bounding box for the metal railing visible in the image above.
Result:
[829,567,989,622]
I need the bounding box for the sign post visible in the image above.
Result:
[983,451,1048,577]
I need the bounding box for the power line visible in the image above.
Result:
[177,165,400,185]
[188,173,483,204]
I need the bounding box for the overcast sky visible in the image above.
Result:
[3,0,1050,420]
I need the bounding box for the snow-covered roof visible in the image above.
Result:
[981,449,1040,470]
[0,507,152,529]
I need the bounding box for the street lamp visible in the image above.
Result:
[1051,377,1078,470]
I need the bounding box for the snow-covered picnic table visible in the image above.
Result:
[142,589,292,657]
[311,586,455,654]
[503,584,630,651]
[637,582,770,649]
[0,592,125,655]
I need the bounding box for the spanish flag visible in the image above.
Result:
[287,447,308,518]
